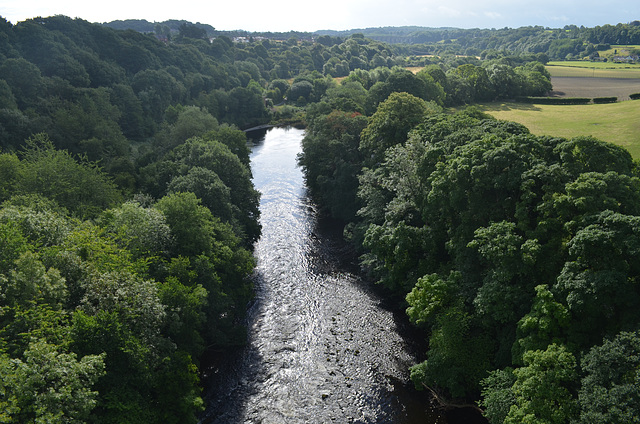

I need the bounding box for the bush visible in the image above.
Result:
[630,93,640,100]
[517,96,591,105]
[593,96,617,104]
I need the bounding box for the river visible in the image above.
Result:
[200,127,446,424]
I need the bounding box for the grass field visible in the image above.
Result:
[597,45,640,60]
[481,100,640,159]
[546,61,640,78]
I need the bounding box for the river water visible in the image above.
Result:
[200,127,445,424]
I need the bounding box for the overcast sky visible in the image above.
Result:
[1,0,638,32]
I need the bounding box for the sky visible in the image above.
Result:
[1,0,638,33]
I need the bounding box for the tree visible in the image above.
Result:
[406,272,460,328]
[1,251,67,308]
[131,69,185,123]
[512,285,569,364]
[289,80,313,105]
[157,137,261,244]
[163,105,219,150]
[167,166,235,226]
[0,57,45,108]
[486,63,520,99]
[0,339,105,423]
[204,125,251,167]
[577,331,640,424]
[154,192,218,258]
[178,23,207,40]
[17,134,122,219]
[454,64,495,101]
[504,344,578,424]
[481,368,517,424]
[99,201,172,260]
[298,110,367,221]
[555,211,640,347]
[0,153,23,202]
[410,305,493,398]
[468,221,535,327]
[360,92,437,167]
[415,68,446,105]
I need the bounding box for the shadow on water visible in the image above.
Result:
[200,127,485,424]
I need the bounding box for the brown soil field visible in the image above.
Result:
[550,76,640,100]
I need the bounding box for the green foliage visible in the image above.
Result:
[100,201,171,260]
[577,331,640,424]
[512,285,569,364]
[163,105,219,150]
[299,110,367,221]
[158,277,207,358]
[0,197,72,247]
[301,98,640,421]
[480,368,517,424]
[592,96,617,104]
[410,305,493,398]
[505,344,578,424]
[0,221,31,273]
[17,134,122,219]
[406,272,460,328]
[145,136,261,244]
[360,92,440,166]
[1,251,67,308]
[0,339,105,424]
[556,211,640,346]
[155,192,219,258]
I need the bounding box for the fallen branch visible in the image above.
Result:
[422,383,485,414]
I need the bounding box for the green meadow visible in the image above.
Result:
[481,100,640,159]
[546,61,640,78]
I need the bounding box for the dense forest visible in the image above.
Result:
[107,18,640,61]
[318,21,640,60]
[0,13,639,423]
[299,69,640,424]
[300,98,640,422]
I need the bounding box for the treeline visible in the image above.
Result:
[101,19,315,43]
[0,14,553,189]
[299,96,640,422]
[0,14,265,423]
[319,21,640,60]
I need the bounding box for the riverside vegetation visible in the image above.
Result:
[1,14,639,423]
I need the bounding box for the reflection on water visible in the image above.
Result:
[200,127,444,424]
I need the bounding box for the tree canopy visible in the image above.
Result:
[300,101,640,423]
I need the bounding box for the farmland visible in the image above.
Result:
[479,62,640,158]
[549,76,640,100]
[546,60,640,78]
[482,100,640,158]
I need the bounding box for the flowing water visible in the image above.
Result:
[200,127,445,424]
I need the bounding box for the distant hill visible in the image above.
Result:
[101,19,216,35]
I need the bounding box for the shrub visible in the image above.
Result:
[517,96,591,105]
[593,97,617,104]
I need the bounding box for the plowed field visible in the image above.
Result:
[550,76,640,100]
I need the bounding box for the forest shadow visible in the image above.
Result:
[482,101,543,112]
[198,271,270,424]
